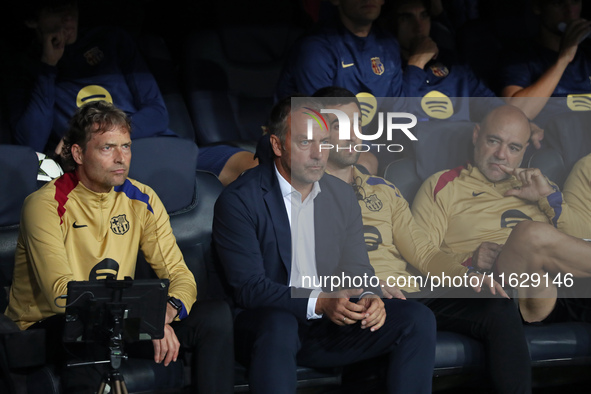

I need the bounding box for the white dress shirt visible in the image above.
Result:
[275,164,323,319]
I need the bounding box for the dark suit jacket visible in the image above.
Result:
[212,160,380,323]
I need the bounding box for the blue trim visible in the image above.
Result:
[547,191,563,228]
[365,177,400,197]
[114,179,154,214]
[178,301,188,320]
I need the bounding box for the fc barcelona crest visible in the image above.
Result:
[110,214,130,235]
[363,194,383,212]
[84,46,104,66]
[430,62,449,78]
[371,57,385,75]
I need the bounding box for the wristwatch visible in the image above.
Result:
[168,297,183,319]
[467,266,491,275]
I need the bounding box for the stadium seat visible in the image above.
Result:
[0,145,59,394]
[127,137,199,214]
[183,25,302,99]
[543,111,591,175]
[528,147,568,190]
[182,89,264,146]
[383,156,422,204]
[181,25,303,146]
[136,33,197,141]
[0,145,39,307]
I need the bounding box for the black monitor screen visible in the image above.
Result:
[63,277,169,343]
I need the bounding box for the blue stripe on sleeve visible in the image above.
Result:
[114,180,154,214]
[547,191,563,228]
[365,177,401,197]
[179,301,188,320]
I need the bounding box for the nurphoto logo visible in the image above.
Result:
[305,107,418,153]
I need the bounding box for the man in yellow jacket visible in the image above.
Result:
[412,104,591,326]
[5,100,233,394]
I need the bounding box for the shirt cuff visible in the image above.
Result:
[178,300,188,320]
[538,190,563,228]
[307,289,323,320]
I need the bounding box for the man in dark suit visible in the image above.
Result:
[213,96,436,394]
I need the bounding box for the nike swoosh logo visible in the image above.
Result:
[341,61,355,68]
[472,192,485,197]
[73,222,88,228]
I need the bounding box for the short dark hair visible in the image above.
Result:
[61,100,131,172]
[266,94,323,145]
[312,86,361,110]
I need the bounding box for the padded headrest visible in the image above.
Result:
[413,121,475,180]
[185,90,242,145]
[218,26,300,64]
[128,137,199,213]
[528,148,567,189]
[0,145,39,226]
[184,26,303,98]
[544,111,591,174]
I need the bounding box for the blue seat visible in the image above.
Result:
[528,147,568,189]
[136,33,197,142]
[0,145,59,394]
[183,25,302,99]
[0,145,39,306]
[181,25,302,147]
[543,111,591,176]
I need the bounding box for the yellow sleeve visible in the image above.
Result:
[20,191,73,314]
[140,187,197,315]
[412,174,451,250]
[395,178,469,278]
[562,154,591,239]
